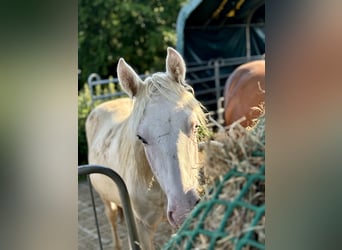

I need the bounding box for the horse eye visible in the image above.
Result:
[137,135,148,144]
[194,124,200,132]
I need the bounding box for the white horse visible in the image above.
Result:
[86,47,207,250]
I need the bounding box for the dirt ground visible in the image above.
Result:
[78,180,173,250]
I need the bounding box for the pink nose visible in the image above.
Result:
[167,190,201,228]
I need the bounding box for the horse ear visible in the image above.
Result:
[166,47,186,83]
[117,58,142,97]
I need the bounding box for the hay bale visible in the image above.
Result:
[163,115,265,250]
[204,114,265,184]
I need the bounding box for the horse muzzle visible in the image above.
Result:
[166,188,200,228]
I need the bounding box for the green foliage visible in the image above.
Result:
[78,0,187,83]
[78,83,118,165]
[197,124,212,142]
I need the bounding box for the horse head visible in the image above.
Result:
[117,47,206,228]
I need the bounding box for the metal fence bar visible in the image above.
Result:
[217,97,225,125]
[213,60,221,106]
[78,165,141,250]
[91,92,126,101]
[87,175,103,250]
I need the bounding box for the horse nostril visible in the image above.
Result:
[195,198,201,206]
[167,211,177,228]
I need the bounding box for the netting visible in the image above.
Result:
[163,116,265,250]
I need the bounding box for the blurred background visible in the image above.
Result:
[78,0,185,86]
[78,0,265,87]
[78,0,265,164]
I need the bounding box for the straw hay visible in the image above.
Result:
[198,110,265,249]
[164,106,265,250]
[202,112,265,185]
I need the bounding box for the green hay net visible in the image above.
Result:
[163,117,265,250]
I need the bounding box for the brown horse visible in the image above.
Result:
[223,60,265,128]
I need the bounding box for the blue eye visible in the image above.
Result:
[137,135,148,144]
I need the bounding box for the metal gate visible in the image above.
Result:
[78,165,141,250]
[86,55,263,127]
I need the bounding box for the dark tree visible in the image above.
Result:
[78,0,186,86]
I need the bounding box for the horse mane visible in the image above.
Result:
[118,72,207,185]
